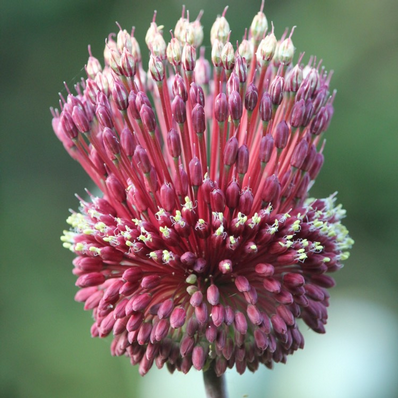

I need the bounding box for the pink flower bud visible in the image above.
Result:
[290,99,305,128]
[160,183,175,212]
[170,306,186,328]
[96,105,113,128]
[224,136,239,166]
[141,275,161,289]
[61,111,78,139]
[310,106,328,135]
[134,145,152,174]
[190,291,203,307]
[189,83,205,107]
[234,54,247,84]
[236,144,249,174]
[212,304,225,327]
[269,75,285,105]
[172,74,188,102]
[259,134,274,164]
[290,138,309,169]
[122,267,143,283]
[262,174,280,203]
[210,188,226,212]
[157,298,174,319]
[189,156,203,187]
[76,272,105,287]
[103,127,121,156]
[127,91,140,120]
[227,72,240,96]
[207,284,220,305]
[182,44,196,71]
[234,311,248,334]
[254,263,274,276]
[72,105,90,133]
[309,152,324,180]
[192,345,206,370]
[225,180,240,209]
[239,189,253,215]
[219,259,233,274]
[120,127,137,157]
[112,79,129,110]
[235,275,250,292]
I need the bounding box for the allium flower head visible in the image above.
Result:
[52,2,353,377]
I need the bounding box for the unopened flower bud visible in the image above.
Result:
[227,73,240,96]
[189,156,203,187]
[86,52,102,80]
[210,189,226,212]
[148,54,164,82]
[257,33,277,66]
[172,95,186,124]
[189,83,205,107]
[160,183,175,212]
[259,92,272,122]
[236,144,249,174]
[269,75,285,105]
[192,104,206,134]
[112,79,129,110]
[228,91,242,122]
[120,127,136,157]
[250,4,268,43]
[167,38,182,67]
[140,103,157,132]
[238,38,253,65]
[96,105,113,129]
[103,127,120,156]
[224,137,239,166]
[245,82,259,112]
[262,174,280,203]
[259,134,274,164]
[211,39,224,67]
[278,35,295,65]
[106,174,126,202]
[221,42,235,71]
[167,128,181,158]
[72,106,90,133]
[210,13,230,45]
[290,139,309,169]
[195,48,211,85]
[182,44,196,71]
[214,92,228,123]
[274,121,289,149]
[290,99,305,128]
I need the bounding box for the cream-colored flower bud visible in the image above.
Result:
[103,39,118,67]
[191,20,204,48]
[238,39,253,66]
[117,29,132,53]
[211,39,224,67]
[256,32,277,67]
[148,54,164,82]
[221,41,235,71]
[150,33,167,60]
[130,35,141,63]
[167,38,182,67]
[185,23,196,46]
[95,72,110,96]
[210,13,230,45]
[250,10,268,43]
[278,37,295,65]
[145,22,159,47]
[174,17,189,44]
[86,48,102,80]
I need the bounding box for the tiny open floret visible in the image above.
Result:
[52,3,353,377]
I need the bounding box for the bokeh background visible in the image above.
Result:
[1,0,398,397]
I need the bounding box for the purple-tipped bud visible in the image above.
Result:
[227,73,240,96]
[269,75,285,105]
[128,91,140,120]
[234,55,247,84]
[229,91,243,122]
[72,106,90,133]
[61,111,78,139]
[112,79,129,110]
[172,95,186,124]
[175,165,188,197]
[259,134,274,164]
[239,189,253,215]
[210,189,226,212]
[224,137,239,166]
[207,284,220,305]
[120,127,137,157]
[182,44,196,71]
[128,186,148,212]
[310,106,328,135]
[140,104,157,132]
[103,127,121,156]
[134,145,152,174]
[300,144,317,172]
[302,99,314,127]
[262,174,280,203]
[290,99,305,128]
[219,259,233,274]
[259,92,272,122]
[167,128,181,158]
[192,104,206,134]
[291,139,309,169]
[214,92,228,123]
[120,48,136,77]
[189,83,205,107]
[274,121,289,149]
[135,91,152,113]
[189,156,203,187]
[160,183,175,212]
[221,42,235,71]
[96,105,113,129]
[234,311,248,334]
[313,88,328,114]
[245,83,259,112]
[170,307,186,328]
[236,145,249,174]
[225,180,240,209]
[148,54,164,82]
[173,74,188,102]
[309,152,324,180]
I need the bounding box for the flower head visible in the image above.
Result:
[52,3,353,377]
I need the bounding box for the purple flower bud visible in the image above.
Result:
[167,128,181,158]
[223,136,239,166]
[259,92,272,122]
[212,304,225,327]
[262,174,280,203]
[140,104,157,132]
[106,174,126,202]
[290,99,305,128]
[214,92,228,123]
[176,165,188,197]
[170,306,186,328]
[258,134,274,164]
[236,145,249,174]
[228,90,243,122]
[302,99,314,126]
[255,263,274,276]
[310,106,328,135]
[189,83,205,107]
[244,82,259,112]
[61,111,78,139]
[172,95,186,124]
[192,104,206,134]
[103,127,121,156]
[75,272,105,287]
[192,346,205,370]
[72,105,90,133]
[313,87,328,114]
[122,267,143,283]
[235,276,250,292]
[127,91,140,120]
[269,75,285,105]
[96,105,113,128]
[160,183,175,212]
[309,152,324,180]
[234,54,247,84]
[274,121,289,149]
[120,48,136,77]
[247,304,263,325]
[290,139,309,169]
[157,298,174,319]
[234,311,248,334]
[207,284,220,305]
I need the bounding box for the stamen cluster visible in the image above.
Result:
[52,2,353,376]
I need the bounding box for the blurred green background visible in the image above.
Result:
[1,0,398,397]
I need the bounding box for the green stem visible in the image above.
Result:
[203,363,228,398]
